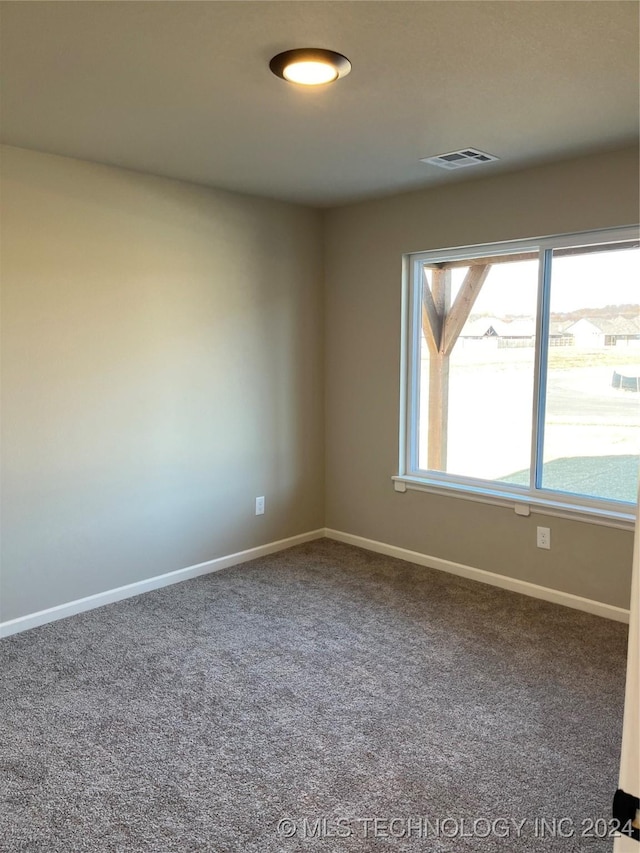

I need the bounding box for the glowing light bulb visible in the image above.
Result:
[282,60,339,86]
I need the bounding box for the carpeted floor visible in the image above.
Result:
[0,539,628,852]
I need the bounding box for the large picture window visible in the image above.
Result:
[398,228,640,523]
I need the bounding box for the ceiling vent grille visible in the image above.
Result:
[421,148,499,170]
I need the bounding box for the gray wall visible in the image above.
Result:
[1,146,325,621]
[324,147,639,610]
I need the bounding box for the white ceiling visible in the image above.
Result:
[1,1,638,207]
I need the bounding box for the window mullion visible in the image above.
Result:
[530,248,552,492]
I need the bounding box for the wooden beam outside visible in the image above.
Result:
[427,269,451,470]
[422,240,639,271]
[442,265,490,356]
[424,252,536,270]
[420,268,442,354]
[428,354,449,471]
[431,268,452,321]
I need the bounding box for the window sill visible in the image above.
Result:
[392,475,636,530]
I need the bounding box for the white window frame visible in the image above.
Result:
[395,226,639,529]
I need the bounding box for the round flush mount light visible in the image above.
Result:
[269,48,351,86]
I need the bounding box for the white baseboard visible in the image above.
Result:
[2,526,628,637]
[0,529,325,639]
[325,528,630,623]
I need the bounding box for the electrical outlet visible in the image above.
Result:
[537,526,551,550]
[255,496,265,516]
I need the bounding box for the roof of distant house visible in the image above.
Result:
[565,316,640,336]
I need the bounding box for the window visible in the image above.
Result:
[397,228,640,524]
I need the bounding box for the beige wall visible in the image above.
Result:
[0,146,324,622]
[324,147,639,610]
[2,144,638,623]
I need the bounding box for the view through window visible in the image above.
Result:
[407,231,639,512]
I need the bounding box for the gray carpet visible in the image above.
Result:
[0,539,628,852]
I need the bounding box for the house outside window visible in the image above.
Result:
[397,227,640,525]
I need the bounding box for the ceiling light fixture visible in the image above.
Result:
[269,48,351,86]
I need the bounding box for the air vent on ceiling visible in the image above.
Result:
[421,148,499,170]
